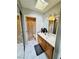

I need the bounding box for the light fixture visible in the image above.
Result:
[48,16,55,21]
[35,0,48,10]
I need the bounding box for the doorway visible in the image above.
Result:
[17,15,23,43]
[26,16,36,41]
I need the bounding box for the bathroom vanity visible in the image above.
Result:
[37,33,56,59]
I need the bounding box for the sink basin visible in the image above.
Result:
[45,33,56,40]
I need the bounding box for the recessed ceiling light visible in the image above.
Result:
[35,0,48,11]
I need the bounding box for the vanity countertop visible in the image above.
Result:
[37,33,56,47]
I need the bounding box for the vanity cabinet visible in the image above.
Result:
[38,35,54,59]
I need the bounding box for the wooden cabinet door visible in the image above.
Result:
[45,44,54,59]
[38,35,54,59]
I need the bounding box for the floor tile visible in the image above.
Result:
[17,39,47,59]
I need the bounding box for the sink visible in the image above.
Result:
[45,33,56,40]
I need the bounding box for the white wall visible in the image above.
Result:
[53,14,61,59]
[17,7,19,14]
[22,8,44,33]
[22,8,44,41]
[42,2,61,30]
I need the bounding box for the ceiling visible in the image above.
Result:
[19,0,60,13]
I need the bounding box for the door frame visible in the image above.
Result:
[24,15,36,40]
[26,16,36,40]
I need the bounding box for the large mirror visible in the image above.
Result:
[48,15,59,34]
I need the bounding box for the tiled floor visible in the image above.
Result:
[17,38,48,59]
[17,43,24,59]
